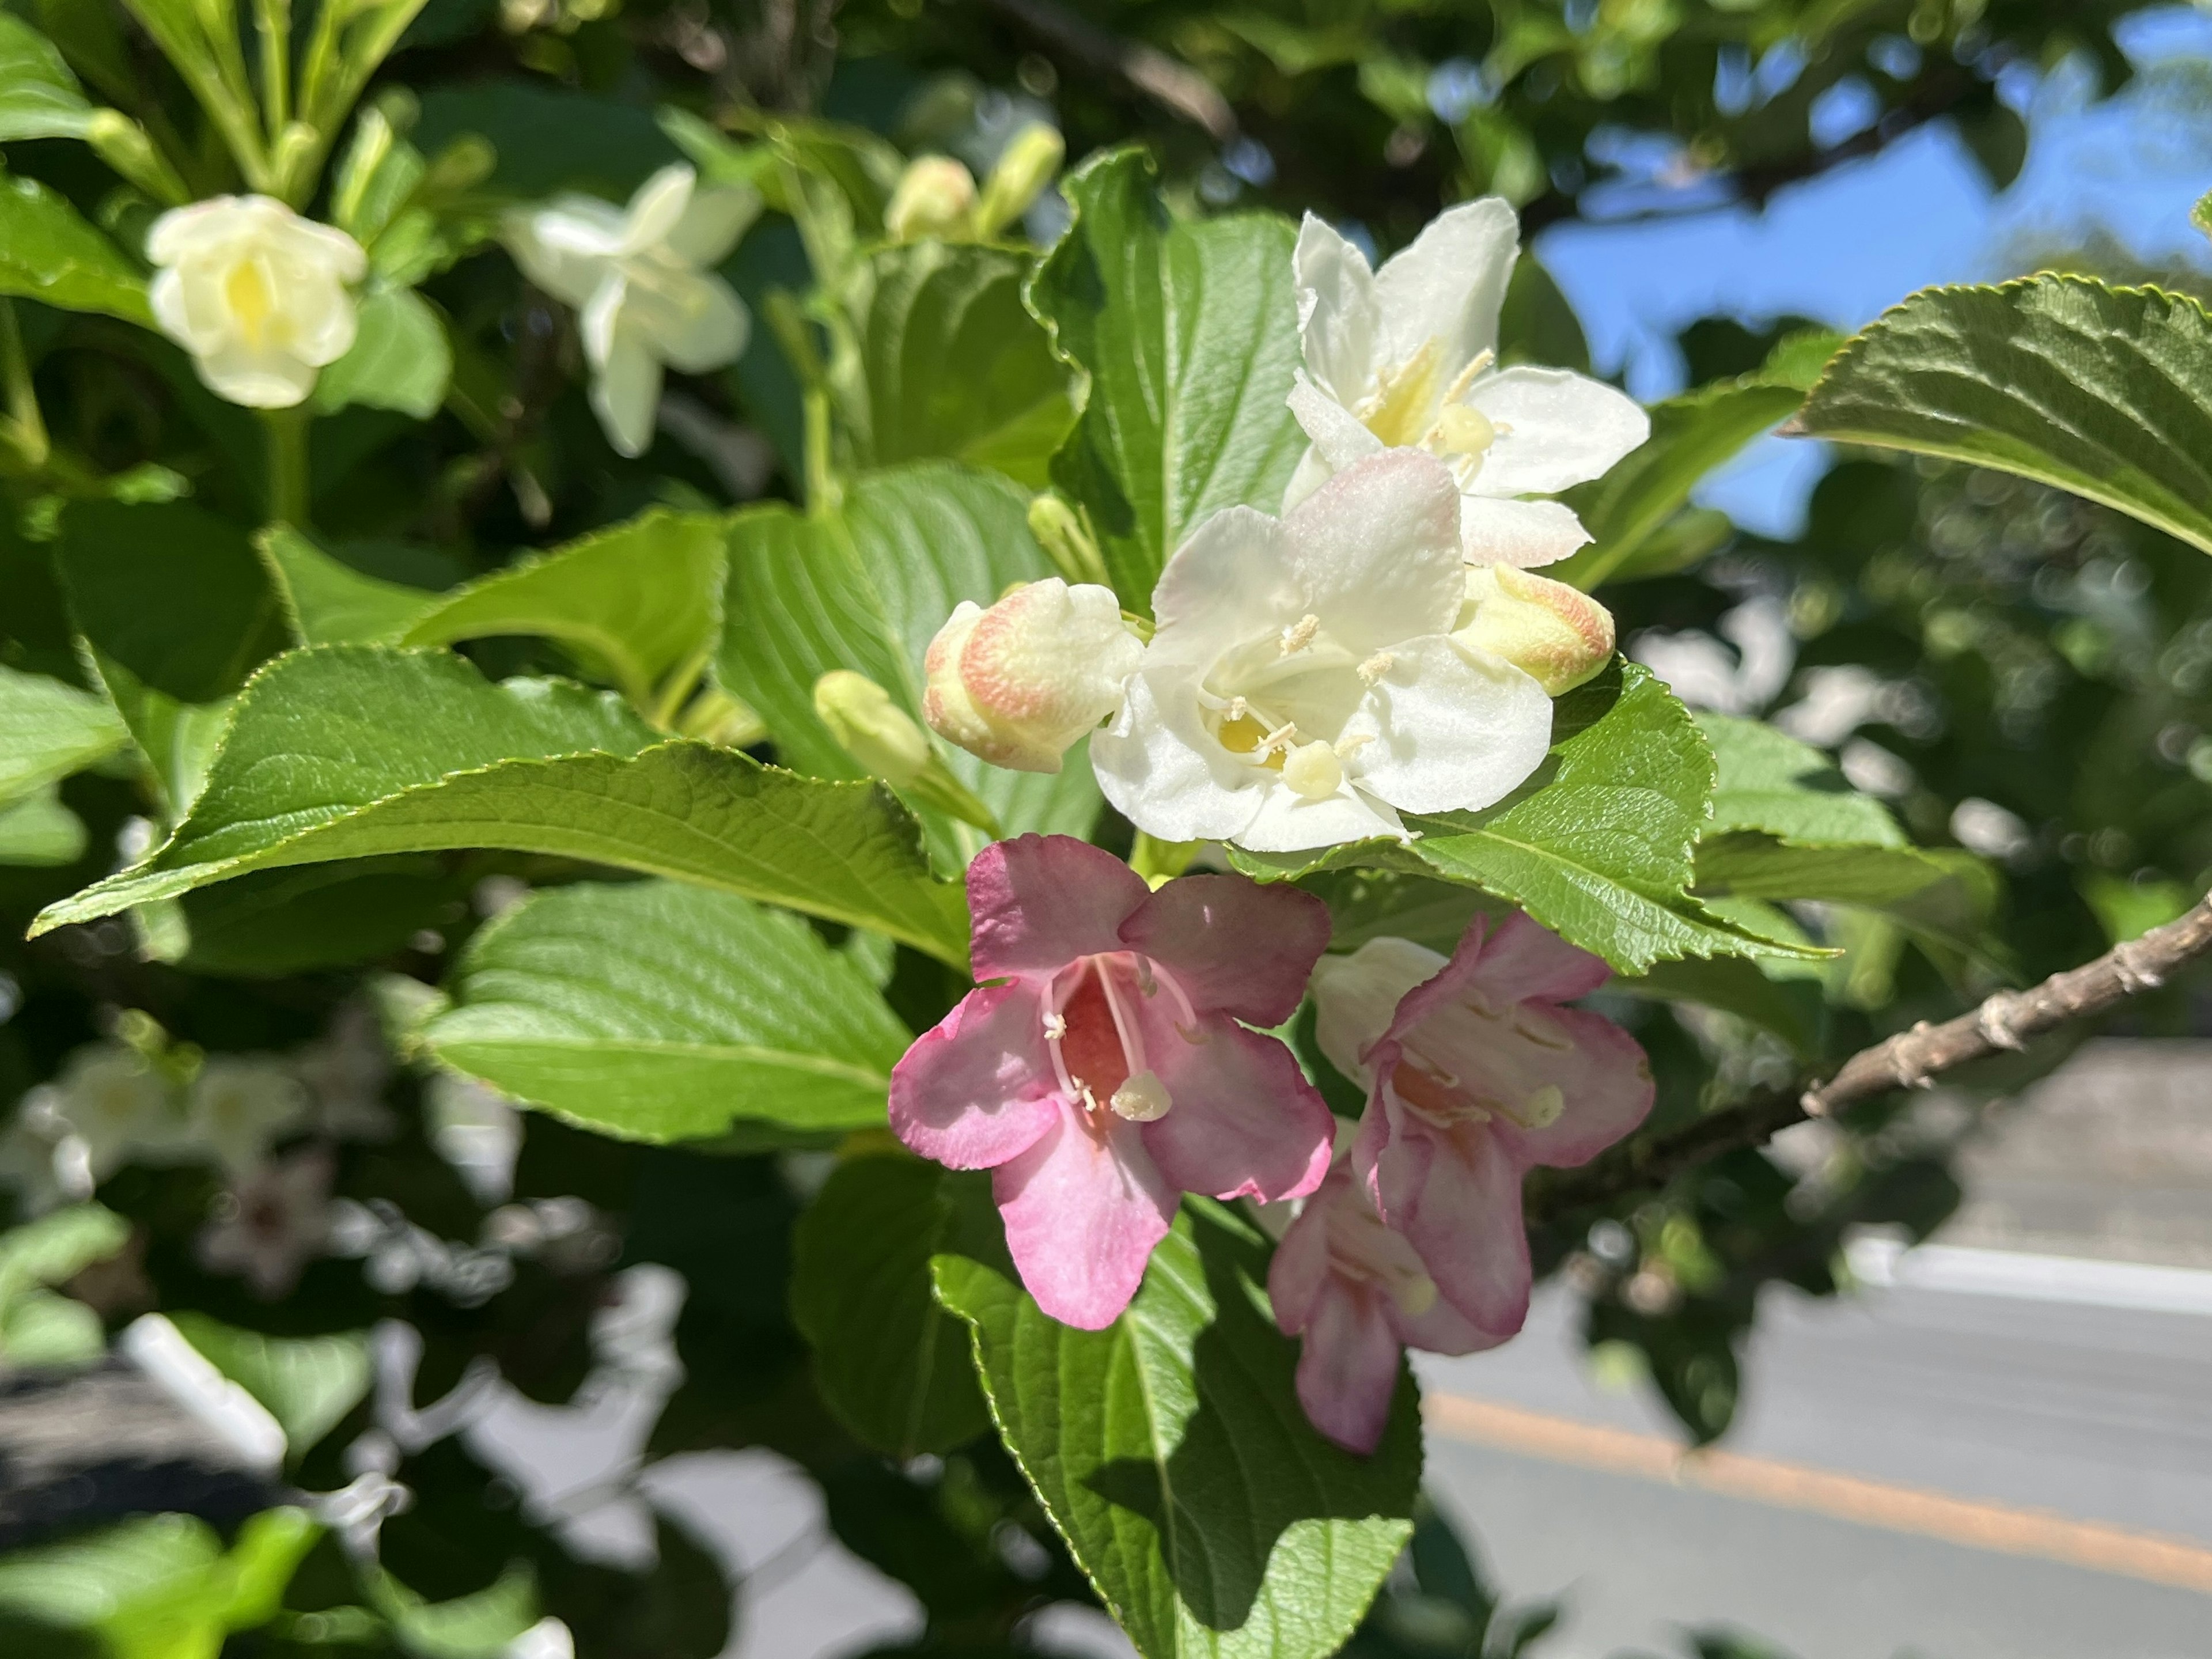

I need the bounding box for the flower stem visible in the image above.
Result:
[0,301,50,469]
[263,409,310,527]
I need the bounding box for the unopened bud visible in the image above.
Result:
[1026,493,1109,588]
[924,579,1143,773]
[975,123,1065,237]
[814,671,932,786]
[885,154,978,241]
[1454,565,1615,695]
[86,111,189,206]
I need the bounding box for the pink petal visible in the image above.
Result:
[994,1101,1177,1330]
[1266,1184,1336,1336]
[1137,1014,1334,1202]
[1119,873,1331,1024]
[888,983,1060,1169]
[1369,1110,1533,1336]
[1464,912,1612,1006]
[968,834,1150,982]
[1493,1006,1654,1169]
[1291,1277,1403,1455]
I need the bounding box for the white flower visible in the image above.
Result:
[147,196,367,408]
[504,164,757,458]
[44,1043,183,1179]
[924,579,1145,773]
[185,1054,308,1174]
[196,1147,334,1299]
[1286,200,1649,569]
[1090,450,1554,852]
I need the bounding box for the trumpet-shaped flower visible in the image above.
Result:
[505,164,756,458]
[889,834,1335,1328]
[1090,450,1553,851]
[1287,201,1649,568]
[1269,1160,1509,1454]
[925,579,1145,773]
[1318,915,1653,1333]
[147,196,367,408]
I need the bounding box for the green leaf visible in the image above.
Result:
[311,286,452,417]
[168,1315,371,1460]
[58,500,289,703]
[0,662,128,800]
[1030,149,1306,612]
[80,646,233,817]
[0,172,150,323]
[401,510,725,706]
[1,1287,106,1365]
[1551,331,1841,589]
[165,859,476,977]
[831,240,1075,488]
[1234,665,1823,974]
[1614,950,1827,1058]
[0,785,85,866]
[1699,714,1904,848]
[366,1562,539,1659]
[0,1202,129,1306]
[0,13,93,141]
[422,878,911,1141]
[718,463,1100,848]
[259,526,446,646]
[1794,275,2212,557]
[933,1196,1419,1659]
[791,1156,991,1459]
[33,646,970,963]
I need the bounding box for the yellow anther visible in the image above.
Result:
[1279,613,1321,655]
[1357,650,1396,685]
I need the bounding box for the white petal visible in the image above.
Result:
[1460,497,1594,569]
[630,272,749,372]
[1282,444,1335,513]
[195,339,319,408]
[620,164,696,255]
[1289,376,1386,472]
[146,198,237,266]
[504,206,618,308]
[1343,634,1552,815]
[146,268,205,352]
[1149,505,1301,662]
[1090,670,1264,844]
[1293,214,1381,406]
[590,338,663,458]
[1463,367,1650,497]
[286,278,359,368]
[273,213,368,283]
[668,184,762,268]
[1372,198,1520,380]
[1280,450,1465,652]
[579,274,628,370]
[1236,777,1404,853]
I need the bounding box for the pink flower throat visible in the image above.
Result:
[1043,952,1198,1126]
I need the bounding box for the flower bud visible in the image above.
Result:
[924,579,1143,773]
[885,154,978,241]
[813,671,933,787]
[1453,564,1615,695]
[85,111,188,206]
[1026,493,1109,588]
[975,123,1065,237]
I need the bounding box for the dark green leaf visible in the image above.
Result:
[0,13,92,141]
[0,173,149,323]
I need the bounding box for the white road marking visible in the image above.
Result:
[1847,1237,2212,1317]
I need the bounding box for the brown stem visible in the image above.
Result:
[1531,894,2212,1223]
[976,0,1236,142]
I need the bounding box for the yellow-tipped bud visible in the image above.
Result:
[1454,565,1615,695]
[975,123,1065,237]
[885,154,978,241]
[813,671,933,786]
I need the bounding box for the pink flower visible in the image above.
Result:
[1316,914,1653,1337]
[1268,1160,1508,1454]
[891,834,1336,1329]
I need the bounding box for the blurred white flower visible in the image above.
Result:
[0,1114,78,1214]
[40,1043,182,1181]
[506,1618,575,1659]
[147,195,367,408]
[1287,200,1647,567]
[426,1073,522,1206]
[197,1146,334,1298]
[504,164,757,457]
[187,1054,309,1174]
[295,1001,398,1143]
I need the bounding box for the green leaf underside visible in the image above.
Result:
[424,879,909,1141]
[0,662,129,800]
[718,462,1100,849]
[33,646,971,964]
[933,1196,1418,1659]
[833,240,1075,487]
[1031,149,1307,613]
[1794,275,2212,557]
[0,173,151,323]
[1233,665,1822,973]
[791,1157,990,1458]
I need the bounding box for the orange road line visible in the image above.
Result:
[1424,1392,2212,1597]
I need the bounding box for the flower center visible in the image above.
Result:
[224,255,282,349]
[1043,952,1198,1126]
[1354,339,1503,484]
[1196,618,1384,801]
[1387,1001,1570,1132]
[1324,1189,1437,1316]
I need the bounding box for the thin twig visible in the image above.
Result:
[976,0,1236,142]
[1531,894,2212,1222]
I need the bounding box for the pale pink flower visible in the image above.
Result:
[1319,914,1653,1336]
[891,834,1336,1329]
[198,1147,334,1298]
[1268,1160,1508,1454]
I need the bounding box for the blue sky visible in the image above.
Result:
[1533,6,2212,536]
